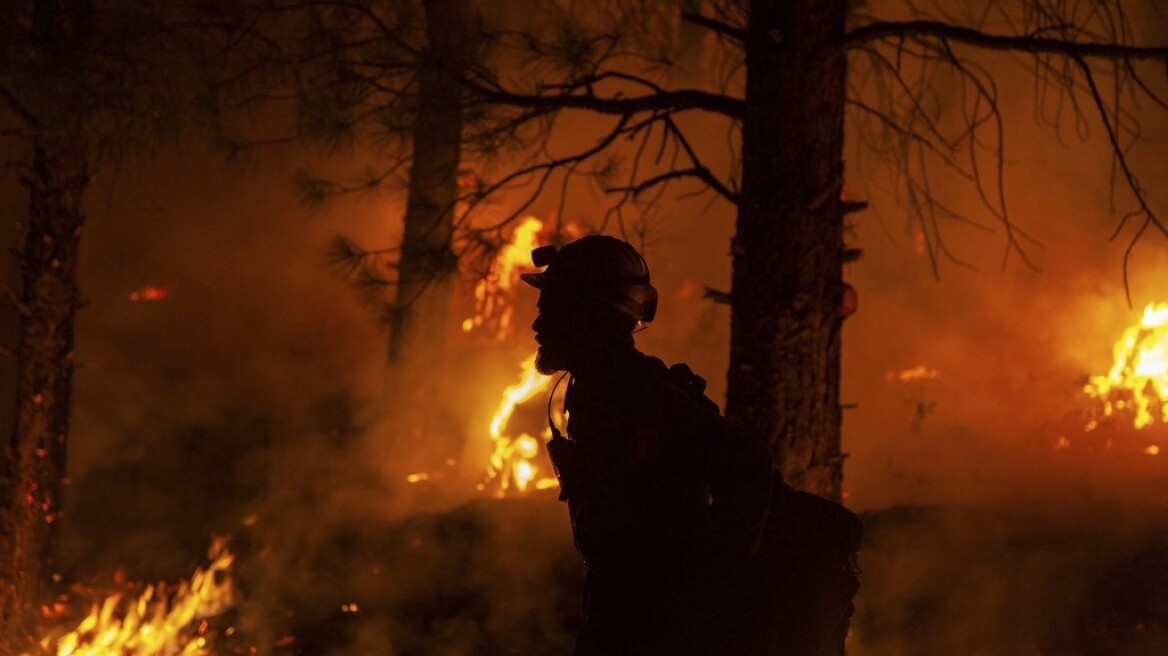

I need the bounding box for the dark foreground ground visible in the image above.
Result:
[194,495,1167,656]
[53,490,1168,655]
[854,501,1168,656]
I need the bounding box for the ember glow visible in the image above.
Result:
[462,217,544,339]
[883,365,940,383]
[1084,302,1168,430]
[482,353,558,495]
[36,539,234,656]
[129,286,168,302]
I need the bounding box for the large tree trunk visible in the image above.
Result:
[386,0,468,461]
[0,142,88,653]
[726,0,849,501]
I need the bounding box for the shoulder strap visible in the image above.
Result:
[666,362,721,415]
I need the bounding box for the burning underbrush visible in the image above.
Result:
[32,540,235,656]
[878,298,1168,467]
[842,297,1168,655]
[1075,302,1168,452]
[44,496,1168,655]
[46,215,584,654]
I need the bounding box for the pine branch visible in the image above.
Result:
[847,20,1168,61]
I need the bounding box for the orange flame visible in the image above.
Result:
[37,539,234,656]
[482,354,558,495]
[463,217,543,339]
[1084,302,1168,430]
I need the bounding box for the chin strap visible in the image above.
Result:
[546,371,571,441]
[545,371,573,501]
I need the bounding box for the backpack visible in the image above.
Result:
[754,474,863,656]
[666,363,863,656]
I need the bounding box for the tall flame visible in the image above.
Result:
[483,354,558,495]
[1085,302,1168,430]
[39,539,234,656]
[463,217,544,339]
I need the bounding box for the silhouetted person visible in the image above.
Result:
[522,236,772,656]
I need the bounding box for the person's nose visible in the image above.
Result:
[532,313,543,333]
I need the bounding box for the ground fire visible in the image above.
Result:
[1084,302,1168,437]
[32,540,234,656]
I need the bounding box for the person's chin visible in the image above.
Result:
[535,346,567,375]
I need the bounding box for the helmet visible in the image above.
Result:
[520,235,659,323]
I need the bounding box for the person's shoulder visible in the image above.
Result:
[631,353,723,418]
[663,362,722,416]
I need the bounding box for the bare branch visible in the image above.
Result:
[662,116,738,203]
[848,20,1168,61]
[1076,56,1168,303]
[462,78,745,121]
[680,11,746,43]
[607,166,739,204]
[703,287,732,305]
[844,96,969,175]
[464,114,636,231]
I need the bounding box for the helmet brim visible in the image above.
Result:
[519,272,547,289]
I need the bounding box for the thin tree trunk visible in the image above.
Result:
[386,0,468,460]
[726,0,849,501]
[0,141,88,654]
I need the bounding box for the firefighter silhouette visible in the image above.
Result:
[522,235,773,655]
